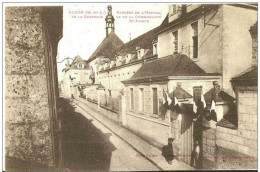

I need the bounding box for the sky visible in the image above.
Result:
[57,3,169,79]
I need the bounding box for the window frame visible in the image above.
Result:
[152,87,159,115]
[153,43,158,55]
[130,87,134,110]
[191,21,199,59]
[172,5,177,14]
[172,31,178,54]
[139,88,144,112]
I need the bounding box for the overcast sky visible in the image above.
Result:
[57,3,168,79]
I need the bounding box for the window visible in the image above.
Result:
[137,50,141,59]
[191,22,198,59]
[153,43,158,55]
[130,88,134,110]
[139,88,144,112]
[152,88,158,115]
[173,31,178,54]
[193,86,202,105]
[78,63,84,69]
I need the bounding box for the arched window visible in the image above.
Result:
[77,63,84,69]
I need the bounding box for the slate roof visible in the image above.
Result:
[99,27,159,72]
[88,32,124,62]
[231,66,257,86]
[115,26,160,56]
[123,54,208,84]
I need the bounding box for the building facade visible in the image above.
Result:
[61,55,91,98]
[62,4,257,169]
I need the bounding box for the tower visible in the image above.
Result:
[105,5,115,37]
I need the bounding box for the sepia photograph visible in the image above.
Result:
[3,2,258,171]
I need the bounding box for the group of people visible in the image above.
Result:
[162,138,202,168]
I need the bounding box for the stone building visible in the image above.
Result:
[157,4,257,96]
[64,4,257,169]
[5,6,63,170]
[61,55,91,98]
[86,5,124,86]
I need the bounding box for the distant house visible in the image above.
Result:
[61,55,91,98]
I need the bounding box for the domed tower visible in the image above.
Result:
[105,5,115,37]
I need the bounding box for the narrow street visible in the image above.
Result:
[59,96,193,171]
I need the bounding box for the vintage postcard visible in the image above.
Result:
[3,2,258,171]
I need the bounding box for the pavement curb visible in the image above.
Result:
[75,101,164,170]
[73,98,194,170]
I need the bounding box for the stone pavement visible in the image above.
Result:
[73,98,194,171]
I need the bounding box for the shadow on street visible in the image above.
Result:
[59,98,116,171]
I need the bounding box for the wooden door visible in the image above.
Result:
[179,104,194,165]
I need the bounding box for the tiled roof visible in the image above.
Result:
[231,66,257,86]
[88,32,124,62]
[123,54,207,83]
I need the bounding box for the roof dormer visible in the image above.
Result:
[104,62,109,69]
[168,4,183,23]
[125,53,134,63]
[152,39,158,55]
[136,46,144,60]
[110,60,116,68]
[77,62,85,69]
[115,53,124,66]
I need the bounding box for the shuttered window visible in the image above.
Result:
[173,31,178,54]
[193,86,202,104]
[130,88,134,110]
[139,88,144,112]
[153,88,158,115]
[191,22,198,59]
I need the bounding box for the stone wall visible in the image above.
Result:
[82,98,121,123]
[201,86,257,169]
[202,128,216,162]
[5,6,62,168]
[215,89,257,158]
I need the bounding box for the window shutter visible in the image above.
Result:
[153,88,158,115]
[193,86,202,104]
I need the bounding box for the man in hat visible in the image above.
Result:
[162,138,174,164]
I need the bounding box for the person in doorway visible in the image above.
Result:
[191,140,202,168]
[162,138,174,164]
